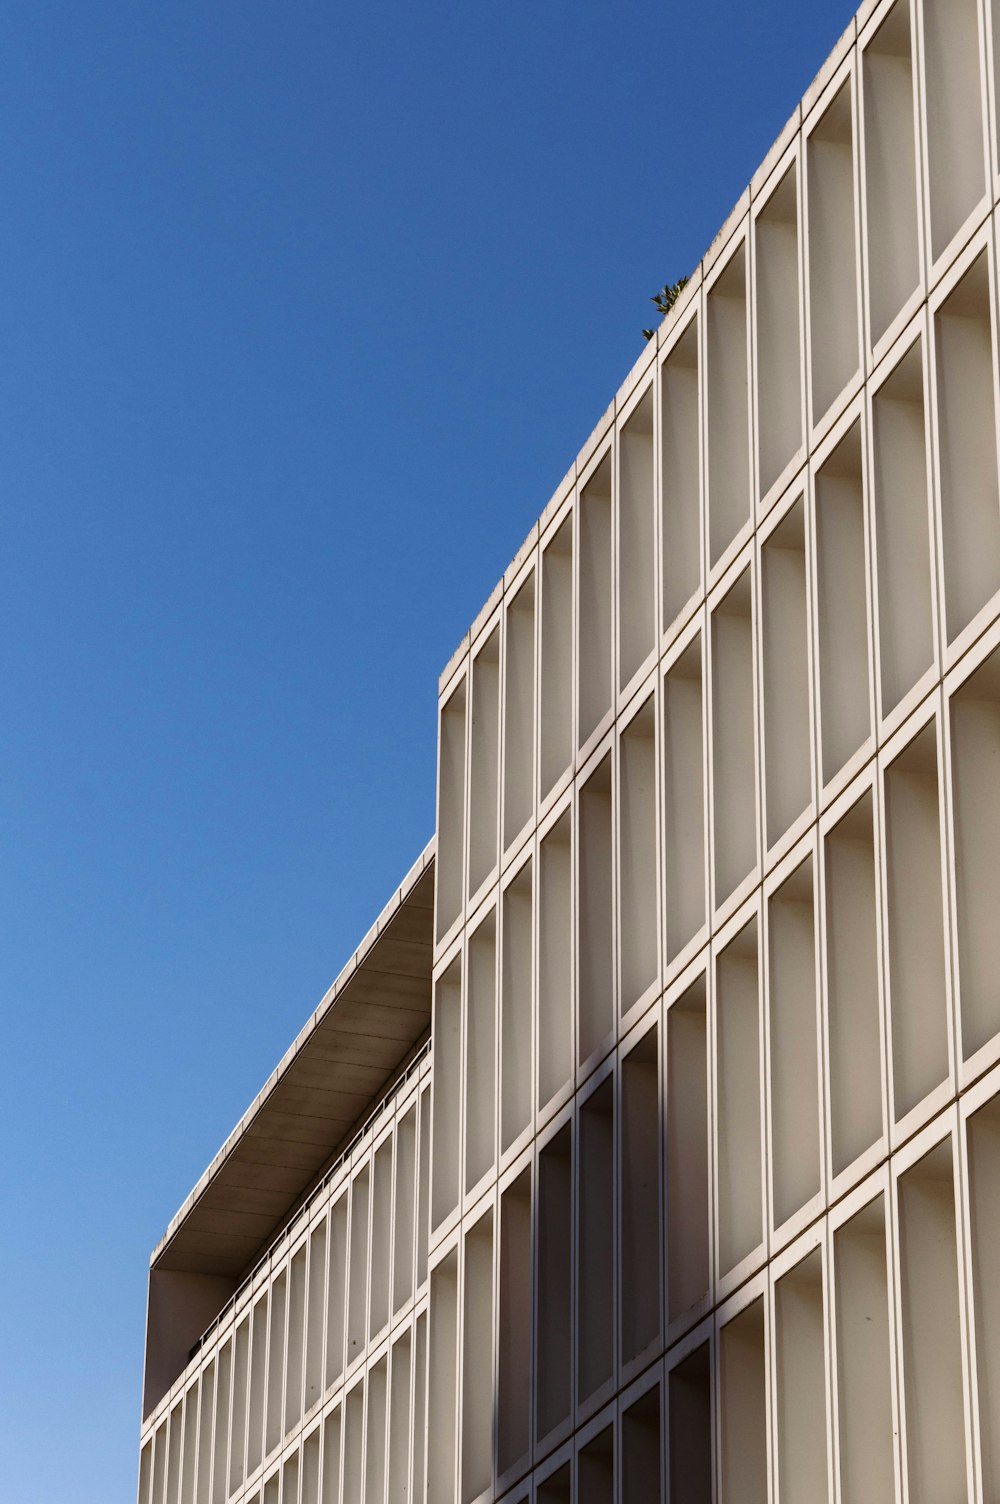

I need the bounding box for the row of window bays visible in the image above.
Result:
[437,211,1000,952]
[140,1063,434,1503]
[432,587,1000,1256]
[139,1307,428,1504]
[436,0,1000,958]
[427,1070,1000,1504]
[136,1064,1000,1504]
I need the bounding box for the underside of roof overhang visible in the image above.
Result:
[150,842,435,1281]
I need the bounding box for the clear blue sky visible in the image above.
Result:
[0,2,856,1497]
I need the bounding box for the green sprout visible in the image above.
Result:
[642,275,690,341]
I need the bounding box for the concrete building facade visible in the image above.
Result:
[139,0,1000,1498]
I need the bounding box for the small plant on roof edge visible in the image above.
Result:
[642,276,690,340]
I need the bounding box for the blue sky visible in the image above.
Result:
[0,2,856,1496]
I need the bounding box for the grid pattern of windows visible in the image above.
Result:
[139,1057,432,1504]
[428,0,1000,1496]
[140,0,1000,1499]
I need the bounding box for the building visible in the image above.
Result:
[138,0,1000,1497]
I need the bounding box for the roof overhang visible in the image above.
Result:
[150,841,435,1280]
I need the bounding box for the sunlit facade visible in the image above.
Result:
[140,0,1000,1497]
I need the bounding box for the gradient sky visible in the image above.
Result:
[0,2,857,1497]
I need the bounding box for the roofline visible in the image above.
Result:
[149,837,436,1269]
[436,8,860,697]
